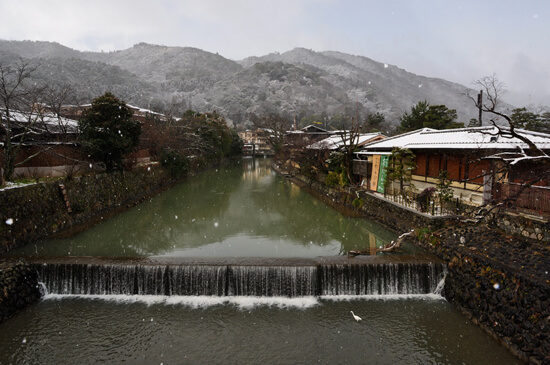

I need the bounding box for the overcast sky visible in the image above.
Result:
[1,0,548,107]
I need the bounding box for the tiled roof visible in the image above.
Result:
[309,133,383,150]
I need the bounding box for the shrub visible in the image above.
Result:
[352,197,364,209]
[416,187,436,212]
[339,171,350,187]
[326,171,340,187]
[160,149,189,178]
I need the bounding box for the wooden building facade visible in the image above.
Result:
[354,127,550,212]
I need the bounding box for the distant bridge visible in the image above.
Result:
[243,143,274,156]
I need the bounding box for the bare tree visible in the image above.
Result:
[0,58,46,181]
[41,84,75,135]
[338,116,362,184]
[469,74,545,156]
[468,74,549,209]
[251,113,291,154]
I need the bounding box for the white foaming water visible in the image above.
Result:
[320,293,446,302]
[42,293,320,309]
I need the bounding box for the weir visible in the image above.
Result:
[30,255,446,297]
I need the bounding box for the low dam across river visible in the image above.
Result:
[31,255,446,297]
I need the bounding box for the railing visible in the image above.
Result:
[380,188,467,217]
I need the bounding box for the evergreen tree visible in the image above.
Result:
[399,101,463,132]
[510,108,550,133]
[384,147,416,195]
[362,112,386,133]
[79,92,142,171]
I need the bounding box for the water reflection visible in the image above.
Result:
[9,158,405,258]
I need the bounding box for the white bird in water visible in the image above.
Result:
[350,311,362,322]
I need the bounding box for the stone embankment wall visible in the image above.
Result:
[287,172,449,234]
[0,260,41,323]
[486,210,550,243]
[416,226,550,365]
[0,165,174,253]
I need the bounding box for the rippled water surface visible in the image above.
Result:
[0,296,519,365]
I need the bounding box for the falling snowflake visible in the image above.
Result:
[5,218,13,225]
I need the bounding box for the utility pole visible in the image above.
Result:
[477,90,483,126]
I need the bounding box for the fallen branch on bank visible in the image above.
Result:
[347,230,414,257]
[377,230,414,252]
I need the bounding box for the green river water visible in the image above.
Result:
[0,158,519,364]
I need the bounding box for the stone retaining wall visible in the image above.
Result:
[416,226,550,365]
[287,172,450,234]
[487,210,550,243]
[0,165,174,253]
[0,260,41,323]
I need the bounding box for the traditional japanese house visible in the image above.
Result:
[284,125,334,146]
[354,126,550,212]
[308,132,386,151]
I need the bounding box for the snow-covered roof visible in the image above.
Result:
[286,124,332,134]
[357,126,550,153]
[309,132,383,150]
[2,110,79,134]
[126,104,167,118]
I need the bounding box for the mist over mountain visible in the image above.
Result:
[0,40,491,131]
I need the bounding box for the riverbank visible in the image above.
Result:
[273,165,450,234]
[416,224,550,364]
[0,164,177,254]
[0,164,179,322]
[276,166,549,364]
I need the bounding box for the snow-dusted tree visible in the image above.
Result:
[0,58,46,182]
[399,101,464,132]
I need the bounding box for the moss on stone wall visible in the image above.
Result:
[0,165,174,253]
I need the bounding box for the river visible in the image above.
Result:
[0,158,519,364]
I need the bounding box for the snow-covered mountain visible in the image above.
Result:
[0,40,489,130]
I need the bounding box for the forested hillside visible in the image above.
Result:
[0,40,490,131]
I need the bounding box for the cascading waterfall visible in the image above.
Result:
[319,262,444,295]
[34,261,446,297]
